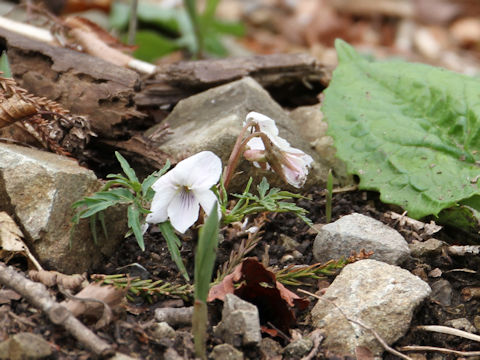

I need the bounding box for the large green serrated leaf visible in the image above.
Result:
[323,39,480,220]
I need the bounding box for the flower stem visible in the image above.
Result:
[222,120,259,190]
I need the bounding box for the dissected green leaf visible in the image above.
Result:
[323,39,480,220]
[257,177,269,198]
[142,160,170,199]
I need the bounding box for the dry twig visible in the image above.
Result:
[0,262,114,357]
[399,345,480,357]
[416,325,480,342]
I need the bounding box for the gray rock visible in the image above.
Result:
[311,259,431,357]
[145,77,329,191]
[210,343,244,360]
[313,213,410,265]
[0,332,52,360]
[214,293,261,347]
[108,353,139,360]
[282,337,313,359]
[409,238,445,257]
[151,322,176,341]
[259,338,283,360]
[444,318,476,333]
[289,105,351,185]
[163,348,183,360]
[0,143,127,273]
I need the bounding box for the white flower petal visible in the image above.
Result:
[171,151,222,190]
[168,188,200,233]
[245,112,279,137]
[146,186,177,223]
[281,152,313,188]
[194,189,219,217]
[151,170,177,191]
[245,137,265,151]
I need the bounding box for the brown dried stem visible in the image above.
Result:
[0,262,114,357]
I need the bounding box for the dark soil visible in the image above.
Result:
[2,185,480,359]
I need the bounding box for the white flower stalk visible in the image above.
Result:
[146,151,222,233]
[244,112,313,188]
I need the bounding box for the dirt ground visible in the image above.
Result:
[2,185,479,359]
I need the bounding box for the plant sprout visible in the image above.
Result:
[73,112,314,279]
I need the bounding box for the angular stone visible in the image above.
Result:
[313,213,410,265]
[0,332,52,360]
[145,77,329,190]
[259,338,283,360]
[282,337,313,359]
[0,143,127,273]
[108,353,140,360]
[214,293,261,347]
[210,343,244,360]
[430,279,453,306]
[311,259,431,357]
[151,322,176,341]
[409,238,445,257]
[289,105,351,185]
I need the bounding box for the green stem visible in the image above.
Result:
[326,169,333,223]
[183,0,204,58]
[192,300,207,359]
[127,0,138,45]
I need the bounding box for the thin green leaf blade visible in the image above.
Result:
[128,205,145,251]
[159,221,190,281]
[115,151,139,184]
[194,202,219,302]
[323,39,480,220]
[0,51,12,78]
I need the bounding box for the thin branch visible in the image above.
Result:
[0,262,114,357]
[399,345,480,357]
[416,325,480,342]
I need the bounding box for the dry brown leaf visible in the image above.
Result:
[208,258,309,334]
[0,212,42,270]
[61,283,126,328]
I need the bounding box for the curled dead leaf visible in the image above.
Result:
[61,283,126,328]
[0,212,42,270]
[208,258,309,334]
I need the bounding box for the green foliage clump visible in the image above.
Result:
[71,151,169,250]
[219,177,312,226]
[109,0,244,61]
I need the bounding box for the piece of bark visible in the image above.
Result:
[136,53,331,107]
[0,262,114,357]
[0,27,144,138]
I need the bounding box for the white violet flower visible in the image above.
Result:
[146,151,222,233]
[243,111,314,188]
